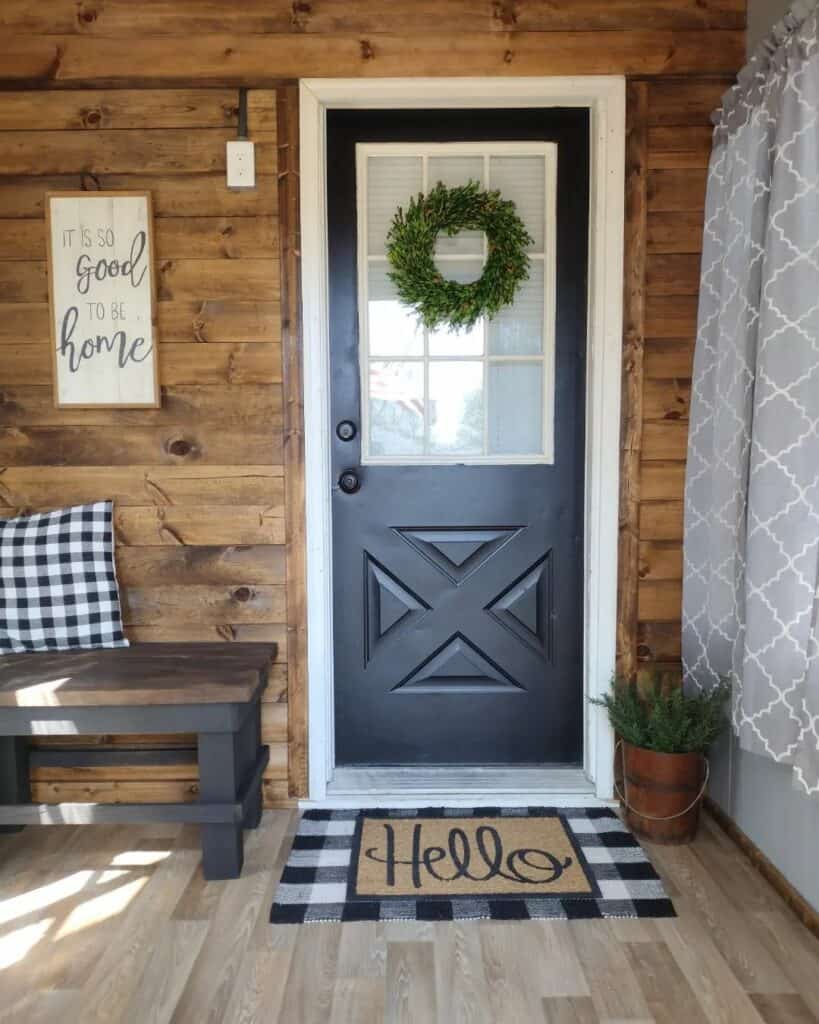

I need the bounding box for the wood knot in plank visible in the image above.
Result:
[233,586,253,603]
[76,3,99,26]
[166,437,198,459]
[492,0,519,28]
[503,49,514,64]
[359,39,374,61]
[80,106,104,128]
[291,0,312,30]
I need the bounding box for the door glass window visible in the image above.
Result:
[357,142,557,464]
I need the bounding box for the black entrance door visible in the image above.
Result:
[329,109,589,767]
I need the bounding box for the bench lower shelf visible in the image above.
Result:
[0,744,269,828]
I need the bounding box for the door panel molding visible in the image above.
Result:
[300,76,625,802]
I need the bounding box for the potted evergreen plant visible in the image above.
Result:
[592,674,730,844]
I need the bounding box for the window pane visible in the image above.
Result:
[428,156,484,257]
[487,267,543,356]
[488,362,543,455]
[367,266,423,357]
[428,260,485,356]
[489,156,545,253]
[367,156,422,255]
[369,362,425,456]
[429,362,483,455]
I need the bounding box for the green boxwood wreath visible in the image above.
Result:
[386,180,534,333]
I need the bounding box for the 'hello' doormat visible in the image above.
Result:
[270,807,675,924]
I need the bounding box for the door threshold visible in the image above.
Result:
[302,766,611,809]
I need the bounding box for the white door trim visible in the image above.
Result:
[300,76,625,804]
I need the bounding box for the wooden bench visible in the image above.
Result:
[0,642,275,880]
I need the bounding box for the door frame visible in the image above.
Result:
[300,76,625,804]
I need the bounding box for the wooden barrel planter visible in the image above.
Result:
[618,741,708,844]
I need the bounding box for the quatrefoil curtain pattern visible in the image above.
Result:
[684,0,819,797]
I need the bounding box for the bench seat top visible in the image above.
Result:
[0,643,276,708]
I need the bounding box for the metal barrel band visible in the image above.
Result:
[614,740,710,823]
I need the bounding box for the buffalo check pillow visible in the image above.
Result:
[0,500,128,653]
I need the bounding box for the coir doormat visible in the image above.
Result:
[270,807,675,924]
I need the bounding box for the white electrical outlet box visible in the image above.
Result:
[226,140,256,190]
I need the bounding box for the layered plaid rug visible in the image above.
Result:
[270,807,676,924]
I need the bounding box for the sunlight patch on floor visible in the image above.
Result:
[54,877,148,940]
[0,919,54,969]
[0,871,94,927]
[111,849,171,867]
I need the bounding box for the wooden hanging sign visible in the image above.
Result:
[46,191,160,408]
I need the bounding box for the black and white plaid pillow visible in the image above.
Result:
[0,500,128,653]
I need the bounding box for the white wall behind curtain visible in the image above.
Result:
[683,0,819,796]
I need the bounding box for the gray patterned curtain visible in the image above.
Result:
[683,0,819,796]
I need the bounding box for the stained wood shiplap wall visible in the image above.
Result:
[0,88,293,806]
[0,1,743,804]
[632,78,727,676]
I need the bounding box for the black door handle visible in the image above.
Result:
[336,420,357,442]
[338,470,361,494]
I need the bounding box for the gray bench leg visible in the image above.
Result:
[198,731,244,879]
[242,701,263,830]
[197,699,264,879]
[0,737,29,834]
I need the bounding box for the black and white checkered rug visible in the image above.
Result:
[270,807,676,924]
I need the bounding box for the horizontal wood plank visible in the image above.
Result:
[643,378,691,421]
[0,32,745,85]
[639,540,683,581]
[647,78,729,124]
[647,210,704,254]
[0,88,243,130]
[0,1,746,35]
[641,460,686,502]
[638,579,682,622]
[647,168,709,212]
[0,424,281,466]
[156,259,279,302]
[30,779,200,803]
[114,506,285,546]
[0,216,281,262]
[160,343,281,385]
[29,741,288,781]
[157,301,280,344]
[121,584,286,625]
[642,420,688,460]
[645,338,695,378]
[0,129,277,175]
[30,776,292,807]
[0,173,279,218]
[640,500,684,541]
[0,385,282,428]
[647,126,713,168]
[0,465,283,510]
[637,621,683,662]
[646,254,702,295]
[0,343,283,388]
[124,623,286,648]
[116,545,285,586]
[645,295,699,338]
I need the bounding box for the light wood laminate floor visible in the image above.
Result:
[0,810,817,1023]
